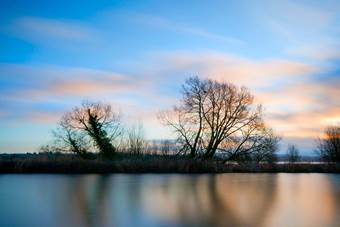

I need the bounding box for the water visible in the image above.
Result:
[0,174,340,227]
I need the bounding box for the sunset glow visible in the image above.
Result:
[0,0,339,154]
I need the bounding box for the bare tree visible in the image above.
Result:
[317,125,340,162]
[287,144,300,163]
[160,76,279,162]
[61,101,122,158]
[127,123,147,155]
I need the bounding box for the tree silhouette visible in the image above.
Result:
[317,125,340,162]
[287,144,300,163]
[127,123,146,155]
[160,76,279,162]
[60,101,122,158]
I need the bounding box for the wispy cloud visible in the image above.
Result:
[287,43,340,60]
[257,76,340,140]
[266,106,340,139]
[50,78,135,96]
[151,51,319,88]
[0,64,145,100]
[123,12,243,45]
[246,0,339,47]
[11,17,99,44]
[232,0,340,65]
[24,111,63,124]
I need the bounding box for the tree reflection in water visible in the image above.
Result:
[3,174,339,227]
[140,174,278,227]
[51,174,340,227]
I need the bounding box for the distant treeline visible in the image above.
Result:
[39,76,340,164]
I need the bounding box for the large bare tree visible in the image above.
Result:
[161,76,279,162]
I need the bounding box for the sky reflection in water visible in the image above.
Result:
[0,173,340,227]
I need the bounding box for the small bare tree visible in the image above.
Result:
[317,125,340,162]
[127,123,147,155]
[287,144,300,163]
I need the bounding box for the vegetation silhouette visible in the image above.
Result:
[1,152,340,173]
[317,125,340,162]
[286,144,301,163]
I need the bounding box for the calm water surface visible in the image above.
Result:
[0,173,340,227]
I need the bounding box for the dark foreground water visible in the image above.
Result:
[0,174,340,227]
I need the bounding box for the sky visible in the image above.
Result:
[0,0,339,154]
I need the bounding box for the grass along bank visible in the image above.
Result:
[1,153,339,173]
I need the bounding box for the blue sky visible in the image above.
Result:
[0,0,340,154]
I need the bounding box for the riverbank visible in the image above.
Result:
[0,153,339,173]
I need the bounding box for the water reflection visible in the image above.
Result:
[0,174,340,227]
[141,175,278,227]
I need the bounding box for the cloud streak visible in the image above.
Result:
[287,44,340,60]
[123,12,243,45]
[10,17,99,44]
[248,0,336,42]
[150,51,319,89]
[0,64,147,100]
